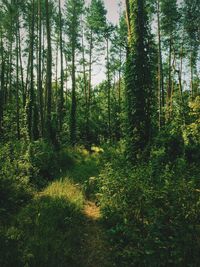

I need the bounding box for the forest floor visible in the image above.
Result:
[36,180,114,266]
[80,200,114,267]
[19,152,116,267]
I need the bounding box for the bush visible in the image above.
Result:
[0,178,85,267]
[99,161,200,266]
[0,142,33,222]
[1,197,84,267]
[27,140,57,185]
[0,142,33,267]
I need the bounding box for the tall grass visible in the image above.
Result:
[40,178,84,209]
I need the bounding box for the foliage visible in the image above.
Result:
[183,96,200,163]
[0,0,200,266]
[1,179,84,267]
[0,142,33,223]
[125,0,155,161]
[98,157,200,266]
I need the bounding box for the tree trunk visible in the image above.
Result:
[45,0,52,139]
[86,30,93,146]
[70,44,76,146]
[106,35,111,142]
[28,0,36,140]
[166,36,172,121]
[58,0,64,132]
[190,51,193,98]
[157,0,164,129]
[38,0,44,136]
[16,19,20,140]
[17,22,25,108]
[0,29,5,134]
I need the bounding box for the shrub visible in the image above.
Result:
[27,140,57,184]
[0,142,33,222]
[99,161,200,266]
[1,178,85,267]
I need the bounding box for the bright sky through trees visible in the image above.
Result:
[60,0,125,85]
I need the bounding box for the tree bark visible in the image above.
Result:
[0,29,5,134]
[45,0,52,139]
[38,0,44,136]
[58,0,64,132]
[157,0,164,129]
[16,19,20,140]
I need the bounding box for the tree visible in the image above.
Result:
[156,0,164,129]
[26,0,39,141]
[57,0,64,132]
[160,0,179,120]
[85,0,107,145]
[45,0,53,139]
[65,0,84,146]
[125,0,154,161]
[183,0,200,98]
[37,0,44,136]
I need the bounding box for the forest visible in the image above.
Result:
[0,0,200,266]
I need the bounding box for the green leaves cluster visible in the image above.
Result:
[98,157,200,266]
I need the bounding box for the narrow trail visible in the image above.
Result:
[20,153,116,266]
[80,200,115,267]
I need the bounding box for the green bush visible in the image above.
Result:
[99,161,200,266]
[0,142,33,222]
[1,196,84,267]
[0,142,33,266]
[27,140,57,184]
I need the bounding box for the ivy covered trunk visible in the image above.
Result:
[125,0,154,161]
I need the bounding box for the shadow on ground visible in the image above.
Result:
[1,180,115,267]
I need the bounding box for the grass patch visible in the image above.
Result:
[40,179,84,209]
[2,179,85,267]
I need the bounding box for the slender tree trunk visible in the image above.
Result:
[64,52,68,104]
[70,43,76,146]
[81,22,88,109]
[16,19,20,140]
[190,51,193,98]
[170,52,176,118]
[157,0,164,129]
[45,0,52,139]
[178,42,185,125]
[58,0,64,132]
[166,37,172,121]
[125,0,131,37]
[118,47,122,109]
[8,0,13,104]
[86,30,93,145]
[8,42,13,103]
[17,23,25,108]
[28,0,35,140]
[0,29,5,134]
[25,48,31,106]
[55,40,59,109]
[38,0,44,136]
[106,35,111,142]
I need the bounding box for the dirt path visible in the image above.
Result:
[80,200,115,267]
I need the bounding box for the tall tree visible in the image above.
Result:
[66,0,83,146]
[125,0,154,161]
[156,0,164,129]
[37,0,44,136]
[160,0,179,120]
[0,25,5,135]
[85,0,107,145]
[183,0,200,98]
[45,0,52,139]
[57,0,64,132]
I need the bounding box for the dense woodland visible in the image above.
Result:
[0,0,200,266]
